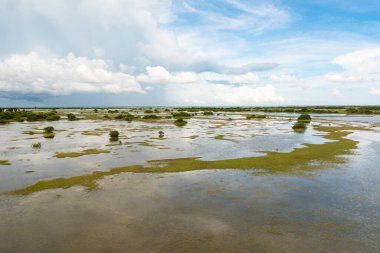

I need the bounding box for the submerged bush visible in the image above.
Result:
[44,132,55,139]
[174,118,187,127]
[292,122,307,133]
[158,131,165,138]
[297,114,311,122]
[109,130,119,141]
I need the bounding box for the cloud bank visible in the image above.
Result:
[0,52,144,95]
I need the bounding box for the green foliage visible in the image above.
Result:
[114,113,134,122]
[297,114,312,122]
[0,160,11,166]
[32,142,42,148]
[0,110,60,123]
[144,109,153,113]
[174,118,187,127]
[67,113,77,121]
[172,112,191,118]
[54,149,110,158]
[158,131,164,138]
[43,132,55,139]
[346,107,373,114]
[109,130,119,141]
[142,114,160,119]
[203,111,214,115]
[246,114,267,119]
[43,126,55,133]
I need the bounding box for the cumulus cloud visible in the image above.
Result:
[165,83,283,105]
[137,66,199,84]
[137,66,260,85]
[136,66,280,105]
[325,47,380,83]
[0,52,144,96]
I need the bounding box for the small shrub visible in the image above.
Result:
[297,114,311,122]
[203,111,214,115]
[0,119,8,124]
[67,113,77,121]
[143,114,160,120]
[172,112,191,118]
[246,114,267,119]
[43,126,55,133]
[144,109,153,113]
[46,113,60,121]
[32,142,42,148]
[109,130,119,141]
[158,131,164,138]
[115,113,133,122]
[174,118,187,127]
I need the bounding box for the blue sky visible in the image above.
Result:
[1,0,380,106]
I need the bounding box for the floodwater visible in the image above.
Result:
[0,115,379,252]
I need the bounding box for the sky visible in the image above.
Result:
[1,0,380,106]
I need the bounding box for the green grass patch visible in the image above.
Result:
[9,125,364,195]
[23,131,44,135]
[0,160,11,165]
[214,135,225,140]
[81,131,103,136]
[54,149,110,158]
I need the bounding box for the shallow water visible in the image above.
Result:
[0,117,379,252]
[0,118,324,192]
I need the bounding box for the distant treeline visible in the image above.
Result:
[0,109,60,123]
[175,106,380,114]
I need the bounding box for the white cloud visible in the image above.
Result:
[137,66,260,85]
[370,88,380,96]
[137,66,198,84]
[326,47,380,83]
[165,83,283,105]
[0,52,144,95]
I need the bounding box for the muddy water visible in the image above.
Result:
[0,118,379,252]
